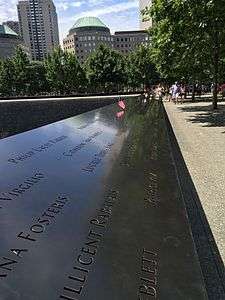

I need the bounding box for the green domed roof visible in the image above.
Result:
[0,24,18,36]
[72,17,108,30]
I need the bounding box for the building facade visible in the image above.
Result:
[63,17,113,63]
[2,21,20,35]
[0,24,28,59]
[63,17,149,63]
[114,31,149,55]
[139,0,152,30]
[17,0,59,61]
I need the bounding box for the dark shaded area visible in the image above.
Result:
[177,104,225,129]
[165,109,225,300]
[0,97,118,139]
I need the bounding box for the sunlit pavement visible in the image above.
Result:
[165,101,225,260]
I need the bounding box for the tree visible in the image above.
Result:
[63,52,86,94]
[149,0,225,109]
[12,47,30,95]
[45,48,67,94]
[0,59,15,96]
[85,44,127,92]
[45,48,86,94]
[26,62,49,95]
[127,45,160,89]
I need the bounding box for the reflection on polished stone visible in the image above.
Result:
[0,98,207,299]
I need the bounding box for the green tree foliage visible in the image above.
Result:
[0,59,15,96]
[12,47,30,95]
[0,44,160,97]
[45,48,86,94]
[85,44,127,92]
[149,0,225,108]
[26,62,49,95]
[63,52,86,93]
[127,45,160,89]
[0,47,49,96]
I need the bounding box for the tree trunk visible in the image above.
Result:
[213,25,219,110]
[213,58,218,109]
[192,84,196,101]
[213,82,218,110]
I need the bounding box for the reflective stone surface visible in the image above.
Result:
[0,99,207,299]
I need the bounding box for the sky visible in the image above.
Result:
[0,0,140,42]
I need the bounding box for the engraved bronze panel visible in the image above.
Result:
[0,99,207,299]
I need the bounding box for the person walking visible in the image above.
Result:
[171,82,181,104]
[180,84,186,102]
[156,84,164,101]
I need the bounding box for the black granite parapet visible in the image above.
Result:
[0,98,207,299]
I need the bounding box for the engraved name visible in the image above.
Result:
[82,142,114,173]
[144,172,158,207]
[150,118,159,161]
[63,131,103,157]
[120,143,136,168]
[77,123,91,130]
[150,143,158,161]
[138,249,158,299]
[8,135,68,164]
[60,190,119,300]
[0,195,70,278]
[0,172,45,209]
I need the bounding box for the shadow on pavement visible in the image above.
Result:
[177,104,225,130]
[165,109,225,300]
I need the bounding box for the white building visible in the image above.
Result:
[139,0,152,30]
[17,0,59,61]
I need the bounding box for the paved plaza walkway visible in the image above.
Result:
[164,100,225,299]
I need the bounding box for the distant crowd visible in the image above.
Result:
[141,82,225,104]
